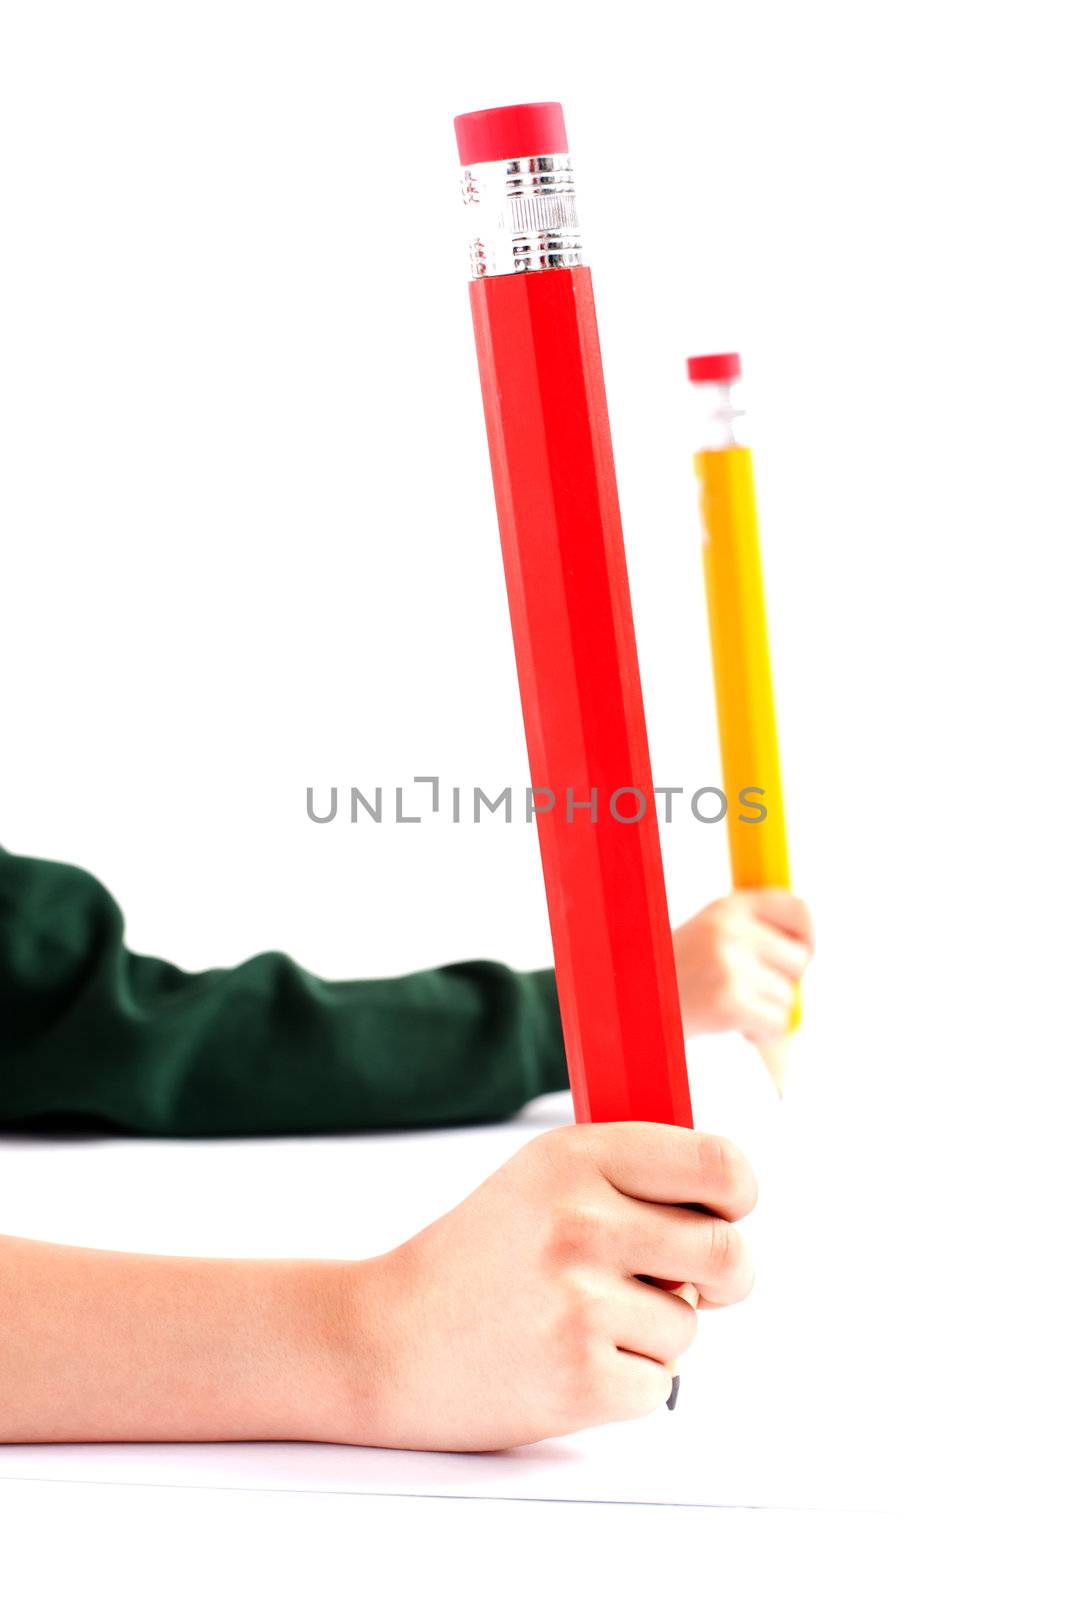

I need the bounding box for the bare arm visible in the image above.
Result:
[1,1124,756,1451]
[0,1234,376,1443]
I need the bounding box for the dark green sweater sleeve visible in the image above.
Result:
[0,847,569,1137]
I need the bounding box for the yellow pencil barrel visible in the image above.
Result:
[689,354,800,1046]
[695,445,789,889]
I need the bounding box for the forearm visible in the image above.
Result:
[0,1234,381,1444]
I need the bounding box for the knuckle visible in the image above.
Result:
[546,1201,607,1265]
[530,1124,587,1173]
[696,1132,746,1197]
[706,1223,754,1299]
[706,1217,736,1273]
[528,1125,602,1194]
[706,1219,742,1279]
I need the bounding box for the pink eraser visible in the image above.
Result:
[687,353,743,384]
[454,102,569,166]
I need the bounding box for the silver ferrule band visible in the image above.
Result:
[694,380,748,452]
[460,153,582,279]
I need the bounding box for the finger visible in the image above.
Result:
[752,967,798,1013]
[588,1124,758,1218]
[740,995,793,1041]
[741,890,815,950]
[610,1278,699,1366]
[620,1194,755,1295]
[690,1223,755,1308]
[751,923,811,980]
[576,1344,672,1428]
[607,1350,675,1422]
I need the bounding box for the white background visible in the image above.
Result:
[1,0,1062,1588]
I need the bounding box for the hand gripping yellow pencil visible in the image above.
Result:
[689,352,799,1094]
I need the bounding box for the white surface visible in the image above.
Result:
[0,1481,912,1600]
[0,1041,902,1515]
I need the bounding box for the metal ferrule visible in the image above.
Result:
[693,380,749,452]
[460,154,582,279]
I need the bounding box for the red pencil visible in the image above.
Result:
[453,103,691,1131]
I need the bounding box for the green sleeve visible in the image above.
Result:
[0,847,569,1137]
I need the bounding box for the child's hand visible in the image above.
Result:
[343,1122,756,1451]
[672,890,814,1042]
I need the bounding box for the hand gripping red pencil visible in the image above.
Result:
[454,102,702,1408]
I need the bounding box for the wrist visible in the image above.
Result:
[294,1250,412,1446]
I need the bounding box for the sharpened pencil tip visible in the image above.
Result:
[666,1374,680,1411]
[756,1035,792,1097]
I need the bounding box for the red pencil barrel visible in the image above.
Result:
[469,266,691,1127]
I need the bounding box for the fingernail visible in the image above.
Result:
[667,1375,681,1411]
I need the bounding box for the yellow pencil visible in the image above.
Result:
[688,352,798,1094]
